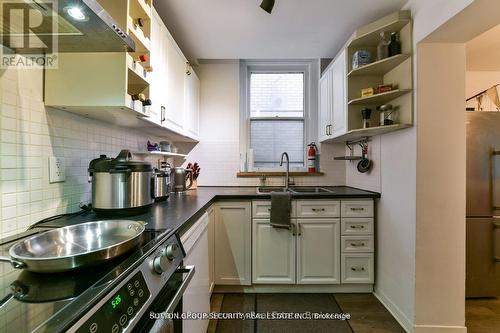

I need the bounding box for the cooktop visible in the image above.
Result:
[0,224,171,333]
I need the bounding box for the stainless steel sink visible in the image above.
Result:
[256,187,290,194]
[256,186,333,194]
[290,187,332,193]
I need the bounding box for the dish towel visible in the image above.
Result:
[270,191,292,229]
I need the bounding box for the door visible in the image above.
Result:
[297,219,340,284]
[184,70,200,138]
[214,202,252,285]
[252,219,296,284]
[165,34,186,131]
[183,214,210,333]
[331,49,347,136]
[318,69,332,142]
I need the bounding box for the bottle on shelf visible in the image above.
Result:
[377,31,390,61]
[388,32,402,57]
[132,93,146,102]
[135,18,145,28]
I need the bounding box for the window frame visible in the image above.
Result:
[239,60,318,172]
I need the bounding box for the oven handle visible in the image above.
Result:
[164,265,195,314]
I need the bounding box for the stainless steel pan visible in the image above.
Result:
[0,220,145,273]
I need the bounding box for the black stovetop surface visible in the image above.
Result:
[0,226,170,333]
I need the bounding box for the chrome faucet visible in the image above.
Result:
[280,152,290,191]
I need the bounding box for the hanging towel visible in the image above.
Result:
[270,191,291,229]
[486,86,500,110]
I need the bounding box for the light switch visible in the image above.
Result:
[49,157,66,183]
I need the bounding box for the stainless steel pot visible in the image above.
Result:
[89,150,153,215]
[170,167,193,193]
[0,220,145,273]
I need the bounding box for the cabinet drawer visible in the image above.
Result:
[341,236,374,253]
[341,254,374,284]
[252,201,296,218]
[341,218,373,235]
[341,200,373,218]
[296,200,340,218]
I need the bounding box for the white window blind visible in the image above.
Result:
[249,72,305,169]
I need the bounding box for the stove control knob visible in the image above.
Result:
[165,243,180,260]
[152,254,168,274]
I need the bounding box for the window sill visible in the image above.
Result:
[236,172,324,178]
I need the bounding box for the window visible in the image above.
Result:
[241,61,316,172]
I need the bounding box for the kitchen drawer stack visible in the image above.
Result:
[340,200,374,284]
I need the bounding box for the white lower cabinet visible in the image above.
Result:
[341,254,374,284]
[297,219,340,284]
[252,219,296,284]
[214,201,252,285]
[251,199,374,287]
[182,213,210,333]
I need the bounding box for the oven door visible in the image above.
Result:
[135,265,195,333]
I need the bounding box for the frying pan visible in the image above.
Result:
[0,220,145,273]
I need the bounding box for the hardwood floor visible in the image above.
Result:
[466,297,500,333]
[208,293,405,333]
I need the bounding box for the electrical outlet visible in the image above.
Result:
[49,157,66,183]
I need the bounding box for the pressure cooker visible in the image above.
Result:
[88,150,153,215]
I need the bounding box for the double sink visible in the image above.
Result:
[256,186,335,194]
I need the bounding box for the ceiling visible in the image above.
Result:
[154,0,407,62]
[467,24,500,71]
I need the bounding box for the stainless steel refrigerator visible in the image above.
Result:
[466,111,500,297]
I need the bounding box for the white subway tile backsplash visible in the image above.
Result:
[1,68,166,237]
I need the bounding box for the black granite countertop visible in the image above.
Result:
[37,186,380,238]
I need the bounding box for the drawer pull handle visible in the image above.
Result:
[350,242,365,247]
[351,266,365,272]
[350,225,365,229]
[350,207,365,211]
[311,208,326,212]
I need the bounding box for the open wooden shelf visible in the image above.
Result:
[348,11,411,48]
[129,0,152,21]
[329,124,412,142]
[237,172,324,178]
[127,16,151,53]
[133,151,187,158]
[348,54,410,76]
[348,89,412,105]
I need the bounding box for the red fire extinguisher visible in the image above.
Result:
[307,142,318,173]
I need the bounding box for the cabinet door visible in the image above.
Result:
[183,216,210,333]
[318,69,332,143]
[149,10,163,124]
[252,219,295,284]
[207,206,215,292]
[214,202,252,285]
[184,70,200,138]
[331,49,347,136]
[165,34,186,131]
[297,219,340,284]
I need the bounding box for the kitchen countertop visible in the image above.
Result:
[37,186,380,238]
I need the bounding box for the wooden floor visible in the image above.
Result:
[466,297,500,333]
[208,293,405,333]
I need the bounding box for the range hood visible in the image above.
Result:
[2,0,135,53]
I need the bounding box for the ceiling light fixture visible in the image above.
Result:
[260,0,275,14]
[66,7,87,21]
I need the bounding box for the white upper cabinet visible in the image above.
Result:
[318,50,347,142]
[184,69,200,139]
[150,9,166,125]
[165,34,187,132]
[331,49,347,136]
[318,69,332,143]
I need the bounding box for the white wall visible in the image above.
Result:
[186,61,346,187]
[0,67,164,239]
[345,1,476,332]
